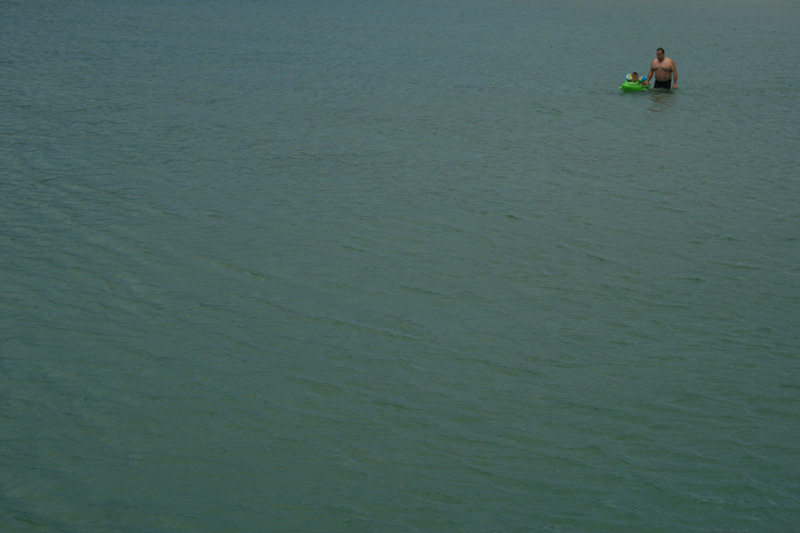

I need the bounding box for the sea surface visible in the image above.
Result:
[2,0,799,531]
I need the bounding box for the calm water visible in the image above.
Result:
[2,0,799,531]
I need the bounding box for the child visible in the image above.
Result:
[627,72,648,85]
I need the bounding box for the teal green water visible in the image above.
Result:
[2,0,799,531]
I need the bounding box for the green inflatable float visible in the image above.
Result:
[619,73,649,92]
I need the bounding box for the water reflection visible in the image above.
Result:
[648,89,677,112]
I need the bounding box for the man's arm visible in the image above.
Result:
[647,61,656,85]
[671,60,678,88]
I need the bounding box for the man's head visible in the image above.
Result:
[656,48,665,60]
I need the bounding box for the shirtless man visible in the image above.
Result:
[647,47,678,89]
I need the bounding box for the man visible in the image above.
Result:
[647,48,678,89]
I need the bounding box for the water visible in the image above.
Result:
[2,0,799,531]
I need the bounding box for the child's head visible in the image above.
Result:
[631,71,639,79]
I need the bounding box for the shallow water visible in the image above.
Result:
[2,0,799,530]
